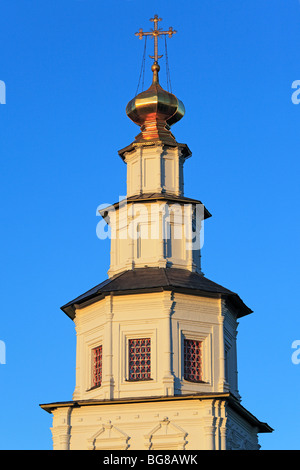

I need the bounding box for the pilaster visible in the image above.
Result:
[72,315,81,400]
[203,415,217,450]
[218,308,228,393]
[102,294,115,399]
[161,292,175,396]
[51,407,72,450]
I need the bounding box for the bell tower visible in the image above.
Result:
[41,15,272,450]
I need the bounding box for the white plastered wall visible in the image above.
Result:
[72,291,238,402]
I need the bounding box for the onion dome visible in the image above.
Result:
[126,61,185,144]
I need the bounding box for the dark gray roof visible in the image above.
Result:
[99,193,212,220]
[61,268,252,320]
[118,141,192,161]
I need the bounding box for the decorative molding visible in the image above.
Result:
[87,421,130,450]
[144,417,188,450]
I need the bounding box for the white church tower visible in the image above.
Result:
[41,15,272,450]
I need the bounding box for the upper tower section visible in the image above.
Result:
[99,15,210,277]
[119,15,191,199]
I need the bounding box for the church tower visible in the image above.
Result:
[41,15,272,450]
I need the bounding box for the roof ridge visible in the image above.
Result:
[162,267,171,286]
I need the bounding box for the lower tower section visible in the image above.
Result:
[41,268,272,449]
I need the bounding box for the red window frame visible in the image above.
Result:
[184,338,202,382]
[92,345,102,388]
[128,338,151,381]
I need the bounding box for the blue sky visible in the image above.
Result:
[0,0,299,450]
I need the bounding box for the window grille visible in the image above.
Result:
[184,338,202,382]
[128,338,151,381]
[92,345,102,388]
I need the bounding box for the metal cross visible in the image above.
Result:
[135,15,176,63]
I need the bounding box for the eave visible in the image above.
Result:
[40,392,273,434]
[60,268,252,321]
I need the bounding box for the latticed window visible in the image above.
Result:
[92,345,102,388]
[184,338,202,382]
[128,338,151,381]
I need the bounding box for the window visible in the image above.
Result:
[92,345,102,388]
[128,338,151,381]
[184,338,202,382]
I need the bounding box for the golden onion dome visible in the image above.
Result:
[126,62,185,144]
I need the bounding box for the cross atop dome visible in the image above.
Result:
[135,14,177,64]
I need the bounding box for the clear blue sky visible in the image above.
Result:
[0,0,299,450]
